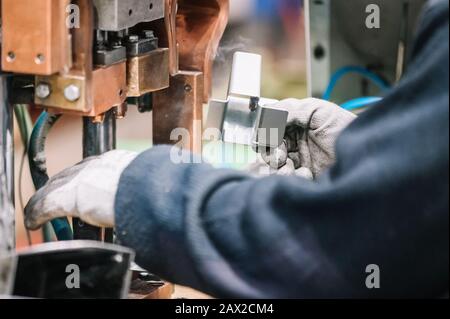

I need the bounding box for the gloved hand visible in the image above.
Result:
[248,98,357,178]
[25,150,138,230]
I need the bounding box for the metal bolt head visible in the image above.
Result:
[127,35,139,43]
[35,83,51,99]
[64,84,81,102]
[142,30,155,39]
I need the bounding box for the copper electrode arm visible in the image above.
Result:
[153,0,229,152]
[177,0,230,102]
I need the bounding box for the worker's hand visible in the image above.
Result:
[255,98,356,178]
[24,150,138,230]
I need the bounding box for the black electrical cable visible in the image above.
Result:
[28,112,73,241]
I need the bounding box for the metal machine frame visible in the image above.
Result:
[306,0,427,102]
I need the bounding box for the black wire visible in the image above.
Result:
[19,139,33,246]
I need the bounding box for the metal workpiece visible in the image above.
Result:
[208,52,287,149]
[0,75,15,254]
[228,52,262,98]
[252,106,289,151]
[93,0,165,31]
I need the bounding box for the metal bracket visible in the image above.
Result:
[208,52,288,150]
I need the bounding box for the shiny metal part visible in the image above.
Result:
[64,84,81,102]
[228,52,262,98]
[208,52,287,149]
[93,0,165,31]
[214,96,283,147]
[35,83,52,100]
[127,49,170,97]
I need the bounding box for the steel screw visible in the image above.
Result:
[142,30,155,39]
[6,51,16,63]
[35,83,51,99]
[64,84,81,102]
[128,35,139,43]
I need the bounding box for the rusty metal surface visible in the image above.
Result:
[153,71,204,153]
[1,0,71,75]
[177,0,229,102]
[127,49,170,97]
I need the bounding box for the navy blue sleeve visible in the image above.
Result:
[115,0,449,298]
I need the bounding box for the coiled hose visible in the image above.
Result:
[28,112,73,241]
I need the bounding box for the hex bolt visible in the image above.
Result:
[64,84,81,102]
[127,35,139,43]
[35,83,51,99]
[142,30,155,39]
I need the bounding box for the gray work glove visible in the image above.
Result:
[248,98,356,179]
[25,150,138,230]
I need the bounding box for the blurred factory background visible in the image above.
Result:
[14,0,306,248]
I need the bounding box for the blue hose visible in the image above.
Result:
[323,66,390,101]
[341,96,383,111]
[29,112,73,241]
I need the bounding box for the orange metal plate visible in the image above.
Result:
[153,71,204,153]
[1,0,70,75]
